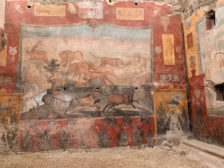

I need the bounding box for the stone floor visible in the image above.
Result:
[0,146,205,168]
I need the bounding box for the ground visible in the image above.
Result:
[0,146,205,168]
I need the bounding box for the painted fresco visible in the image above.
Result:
[216,3,224,27]
[77,1,103,19]
[184,2,224,145]
[162,34,175,65]
[197,21,224,82]
[0,0,5,29]
[34,4,66,16]
[0,93,23,151]
[189,73,224,145]
[184,9,205,78]
[0,32,7,66]
[0,75,13,85]
[19,23,154,119]
[2,0,187,151]
[154,90,189,135]
[19,116,155,151]
[160,73,181,82]
[196,12,224,117]
[116,7,144,21]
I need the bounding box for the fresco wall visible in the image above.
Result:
[196,13,224,117]
[19,116,155,151]
[0,0,5,29]
[0,92,23,151]
[184,0,224,145]
[154,90,189,135]
[19,24,154,119]
[0,0,187,151]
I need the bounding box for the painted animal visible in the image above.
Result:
[94,66,119,79]
[85,71,114,86]
[26,42,49,64]
[100,57,124,67]
[103,87,136,113]
[59,50,84,67]
[69,61,95,79]
[69,91,102,107]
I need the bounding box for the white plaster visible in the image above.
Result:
[67,3,77,15]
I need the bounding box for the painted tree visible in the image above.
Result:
[44,59,60,89]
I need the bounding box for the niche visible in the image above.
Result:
[205,10,216,30]
[215,83,224,101]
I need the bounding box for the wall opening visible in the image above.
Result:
[215,83,224,101]
[205,10,216,30]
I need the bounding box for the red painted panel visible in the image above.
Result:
[189,71,224,145]
[19,116,155,152]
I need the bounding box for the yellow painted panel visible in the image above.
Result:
[34,4,65,16]
[162,34,175,65]
[183,9,205,78]
[153,89,189,133]
[0,33,7,67]
[116,7,144,20]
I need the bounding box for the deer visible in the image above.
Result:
[26,42,49,64]
[103,87,137,114]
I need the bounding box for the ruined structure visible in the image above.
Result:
[0,0,223,152]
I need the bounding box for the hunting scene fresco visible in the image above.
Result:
[19,24,154,119]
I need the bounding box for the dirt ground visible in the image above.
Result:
[0,146,205,168]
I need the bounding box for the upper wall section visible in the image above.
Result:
[16,0,217,19]
[0,0,185,93]
[184,0,224,79]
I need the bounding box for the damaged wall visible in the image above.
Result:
[181,0,217,19]
[19,116,155,151]
[184,0,224,145]
[18,0,219,19]
[0,0,189,152]
[0,93,23,152]
[0,0,222,152]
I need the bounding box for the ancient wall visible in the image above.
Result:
[184,0,224,145]
[0,0,188,151]
[0,0,5,29]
